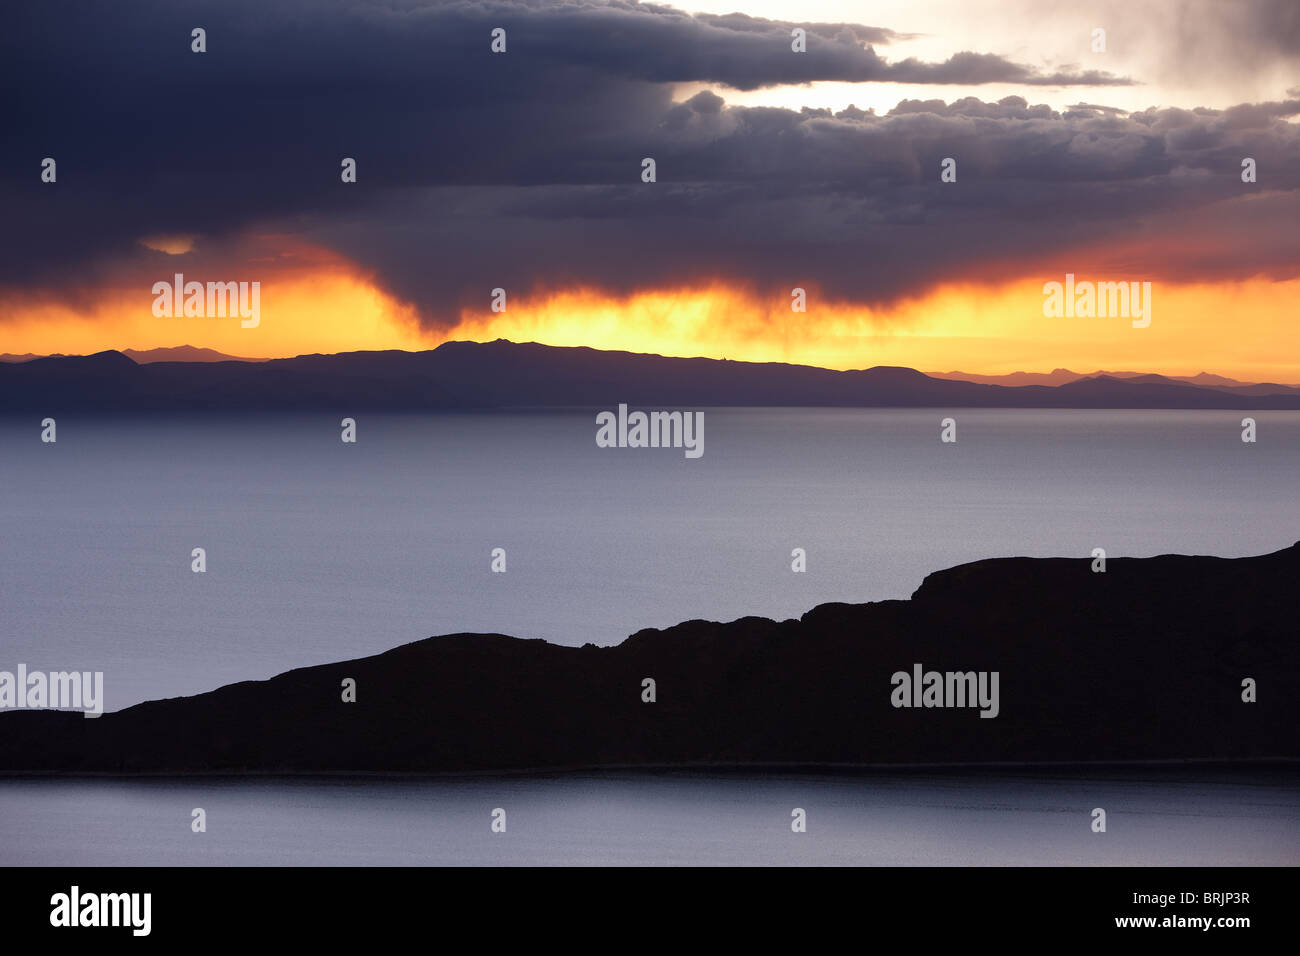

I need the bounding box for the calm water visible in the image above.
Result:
[1,409,1297,710]
[0,769,1295,866]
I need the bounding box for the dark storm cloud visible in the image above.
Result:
[2,0,1295,325]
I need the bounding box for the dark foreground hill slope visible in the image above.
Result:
[1,545,1296,773]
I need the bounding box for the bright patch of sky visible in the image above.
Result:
[670,0,1298,116]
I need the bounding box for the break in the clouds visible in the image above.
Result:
[2,0,1297,328]
[515,3,1134,89]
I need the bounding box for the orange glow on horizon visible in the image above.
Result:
[0,266,433,360]
[445,277,1300,383]
[4,266,1299,383]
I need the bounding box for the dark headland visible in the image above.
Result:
[2,545,1297,774]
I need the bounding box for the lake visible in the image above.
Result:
[1,768,1296,866]
[1,408,1296,711]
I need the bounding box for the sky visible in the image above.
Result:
[3,0,1298,379]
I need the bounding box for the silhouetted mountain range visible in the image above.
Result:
[0,345,265,364]
[2,544,1295,773]
[932,367,1300,394]
[2,340,1300,411]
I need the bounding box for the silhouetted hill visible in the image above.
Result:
[2,544,1295,773]
[122,345,268,364]
[932,367,1092,387]
[2,341,1299,411]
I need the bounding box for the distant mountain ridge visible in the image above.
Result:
[122,345,268,364]
[4,346,1297,392]
[932,368,1300,393]
[2,340,1299,410]
[0,345,265,364]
